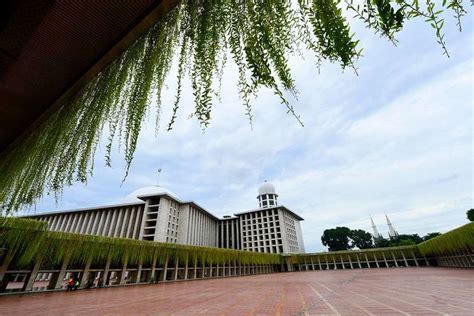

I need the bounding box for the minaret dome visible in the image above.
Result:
[257,181,278,208]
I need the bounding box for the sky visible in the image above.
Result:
[22,11,473,252]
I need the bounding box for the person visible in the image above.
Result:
[74,277,80,291]
[66,277,74,292]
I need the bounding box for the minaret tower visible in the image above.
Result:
[385,214,399,238]
[257,180,278,208]
[370,216,382,239]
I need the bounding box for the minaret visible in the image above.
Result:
[370,216,381,239]
[257,180,278,208]
[385,214,399,238]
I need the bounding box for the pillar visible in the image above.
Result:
[411,250,419,267]
[118,257,129,285]
[318,257,322,270]
[80,257,93,288]
[184,255,189,280]
[382,252,389,268]
[347,255,353,269]
[423,256,430,267]
[401,251,409,267]
[174,259,179,281]
[101,256,112,287]
[193,258,198,279]
[373,254,380,268]
[311,258,315,270]
[150,255,157,282]
[50,256,70,289]
[161,255,169,282]
[136,259,143,284]
[340,256,345,269]
[364,253,371,269]
[391,252,399,267]
[0,251,15,285]
[22,255,44,292]
[356,254,362,269]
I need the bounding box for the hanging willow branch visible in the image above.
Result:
[0,217,282,268]
[0,0,466,213]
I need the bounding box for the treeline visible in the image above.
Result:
[321,227,440,252]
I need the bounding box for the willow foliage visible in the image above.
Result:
[0,0,466,213]
[0,217,281,268]
[287,245,419,264]
[417,222,474,257]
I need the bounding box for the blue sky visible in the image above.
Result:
[24,12,473,252]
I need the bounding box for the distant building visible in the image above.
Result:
[23,182,305,254]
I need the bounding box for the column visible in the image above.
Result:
[382,252,389,267]
[401,251,409,267]
[356,254,362,268]
[0,251,14,284]
[411,250,419,267]
[373,254,380,268]
[193,258,198,279]
[174,259,179,281]
[50,255,70,289]
[22,255,44,291]
[101,256,112,287]
[391,252,399,267]
[136,259,143,284]
[317,257,322,270]
[150,255,157,282]
[161,255,169,282]
[364,253,371,269]
[79,257,93,288]
[340,256,345,269]
[184,255,189,280]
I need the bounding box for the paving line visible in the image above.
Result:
[342,287,410,315]
[366,281,474,304]
[309,285,341,316]
[355,286,447,315]
[373,282,471,311]
[315,281,375,316]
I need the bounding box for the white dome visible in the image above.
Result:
[258,181,276,195]
[123,186,179,203]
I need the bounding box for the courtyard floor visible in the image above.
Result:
[0,268,472,315]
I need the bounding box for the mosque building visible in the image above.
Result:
[24,182,305,254]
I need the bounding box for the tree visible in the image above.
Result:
[467,209,474,221]
[422,232,441,241]
[350,229,373,249]
[321,227,352,252]
[0,0,468,214]
[397,239,417,246]
[374,237,391,248]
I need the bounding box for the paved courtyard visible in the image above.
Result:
[0,268,472,315]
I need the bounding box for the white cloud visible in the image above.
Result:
[26,18,473,253]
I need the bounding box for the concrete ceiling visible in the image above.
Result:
[0,0,179,154]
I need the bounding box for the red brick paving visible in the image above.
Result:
[0,268,472,315]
